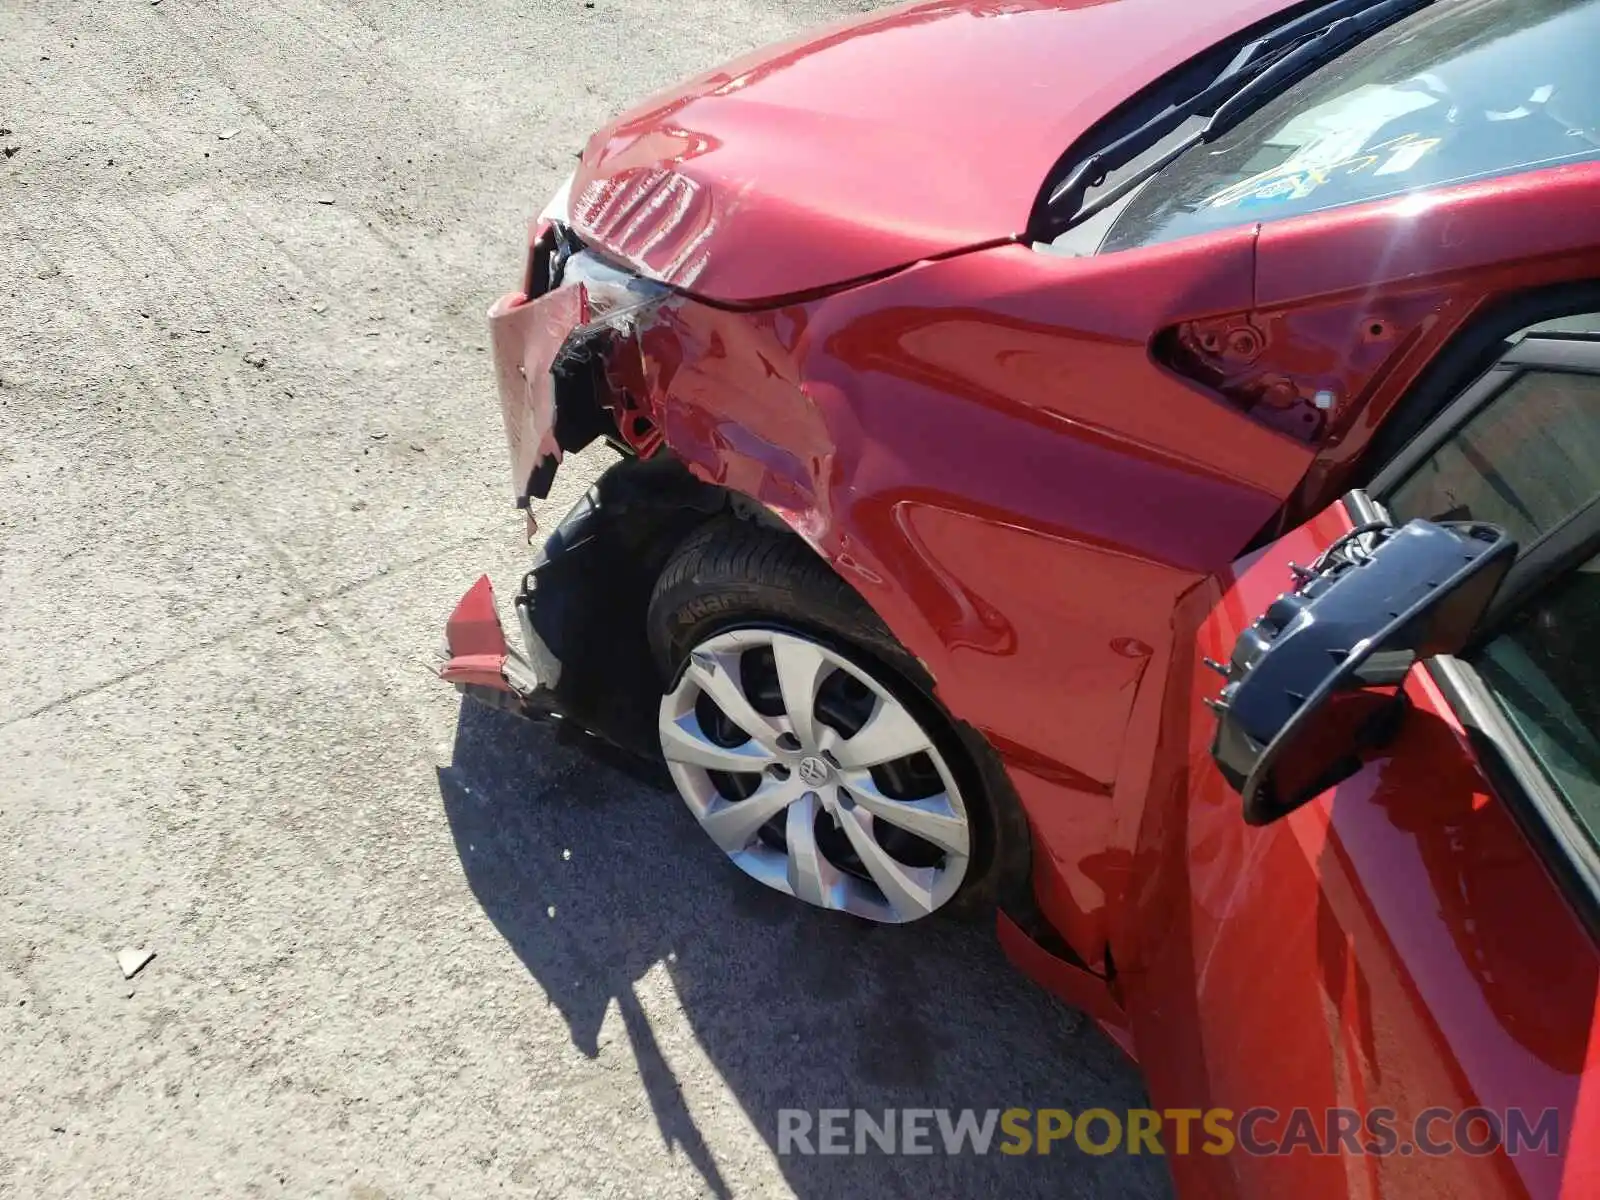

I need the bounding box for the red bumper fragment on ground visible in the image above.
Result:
[439,575,512,692]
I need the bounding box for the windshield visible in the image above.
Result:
[1096,0,1600,254]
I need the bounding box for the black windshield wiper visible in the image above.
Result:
[1039,0,1433,236]
[1203,0,1431,138]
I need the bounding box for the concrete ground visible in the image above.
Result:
[1,1,1171,1196]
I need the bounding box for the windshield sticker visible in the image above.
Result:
[1203,133,1442,209]
[1225,171,1326,207]
[1373,137,1440,176]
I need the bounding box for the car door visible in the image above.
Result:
[1120,324,1600,1198]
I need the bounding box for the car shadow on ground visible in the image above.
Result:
[438,698,1170,1199]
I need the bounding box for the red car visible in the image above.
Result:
[442,0,1600,1190]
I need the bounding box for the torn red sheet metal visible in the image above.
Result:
[489,251,672,506]
[488,285,588,506]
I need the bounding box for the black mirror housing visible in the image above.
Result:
[1207,507,1516,825]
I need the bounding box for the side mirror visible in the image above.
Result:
[1208,513,1515,825]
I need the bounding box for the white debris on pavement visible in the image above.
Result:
[116,947,155,980]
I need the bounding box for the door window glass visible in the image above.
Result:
[1385,370,1600,546]
[1474,551,1600,833]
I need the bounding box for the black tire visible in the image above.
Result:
[646,514,1030,919]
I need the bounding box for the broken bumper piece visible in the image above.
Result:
[438,556,668,791]
[438,465,696,772]
[437,574,560,717]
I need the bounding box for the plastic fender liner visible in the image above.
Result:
[517,455,728,761]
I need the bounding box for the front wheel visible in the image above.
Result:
[646,517,1006,924]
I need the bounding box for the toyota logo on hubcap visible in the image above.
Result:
[797,756,831,787]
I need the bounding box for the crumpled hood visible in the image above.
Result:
[571,0,1295,305]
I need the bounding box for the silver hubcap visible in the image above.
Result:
[659,628,971,923]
